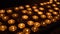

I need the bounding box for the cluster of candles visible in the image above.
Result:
[0,0,60,34]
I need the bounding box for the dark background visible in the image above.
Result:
[0,0,60,34]
[0,0,49,9]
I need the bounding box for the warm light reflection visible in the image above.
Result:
[0,0,60,34]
